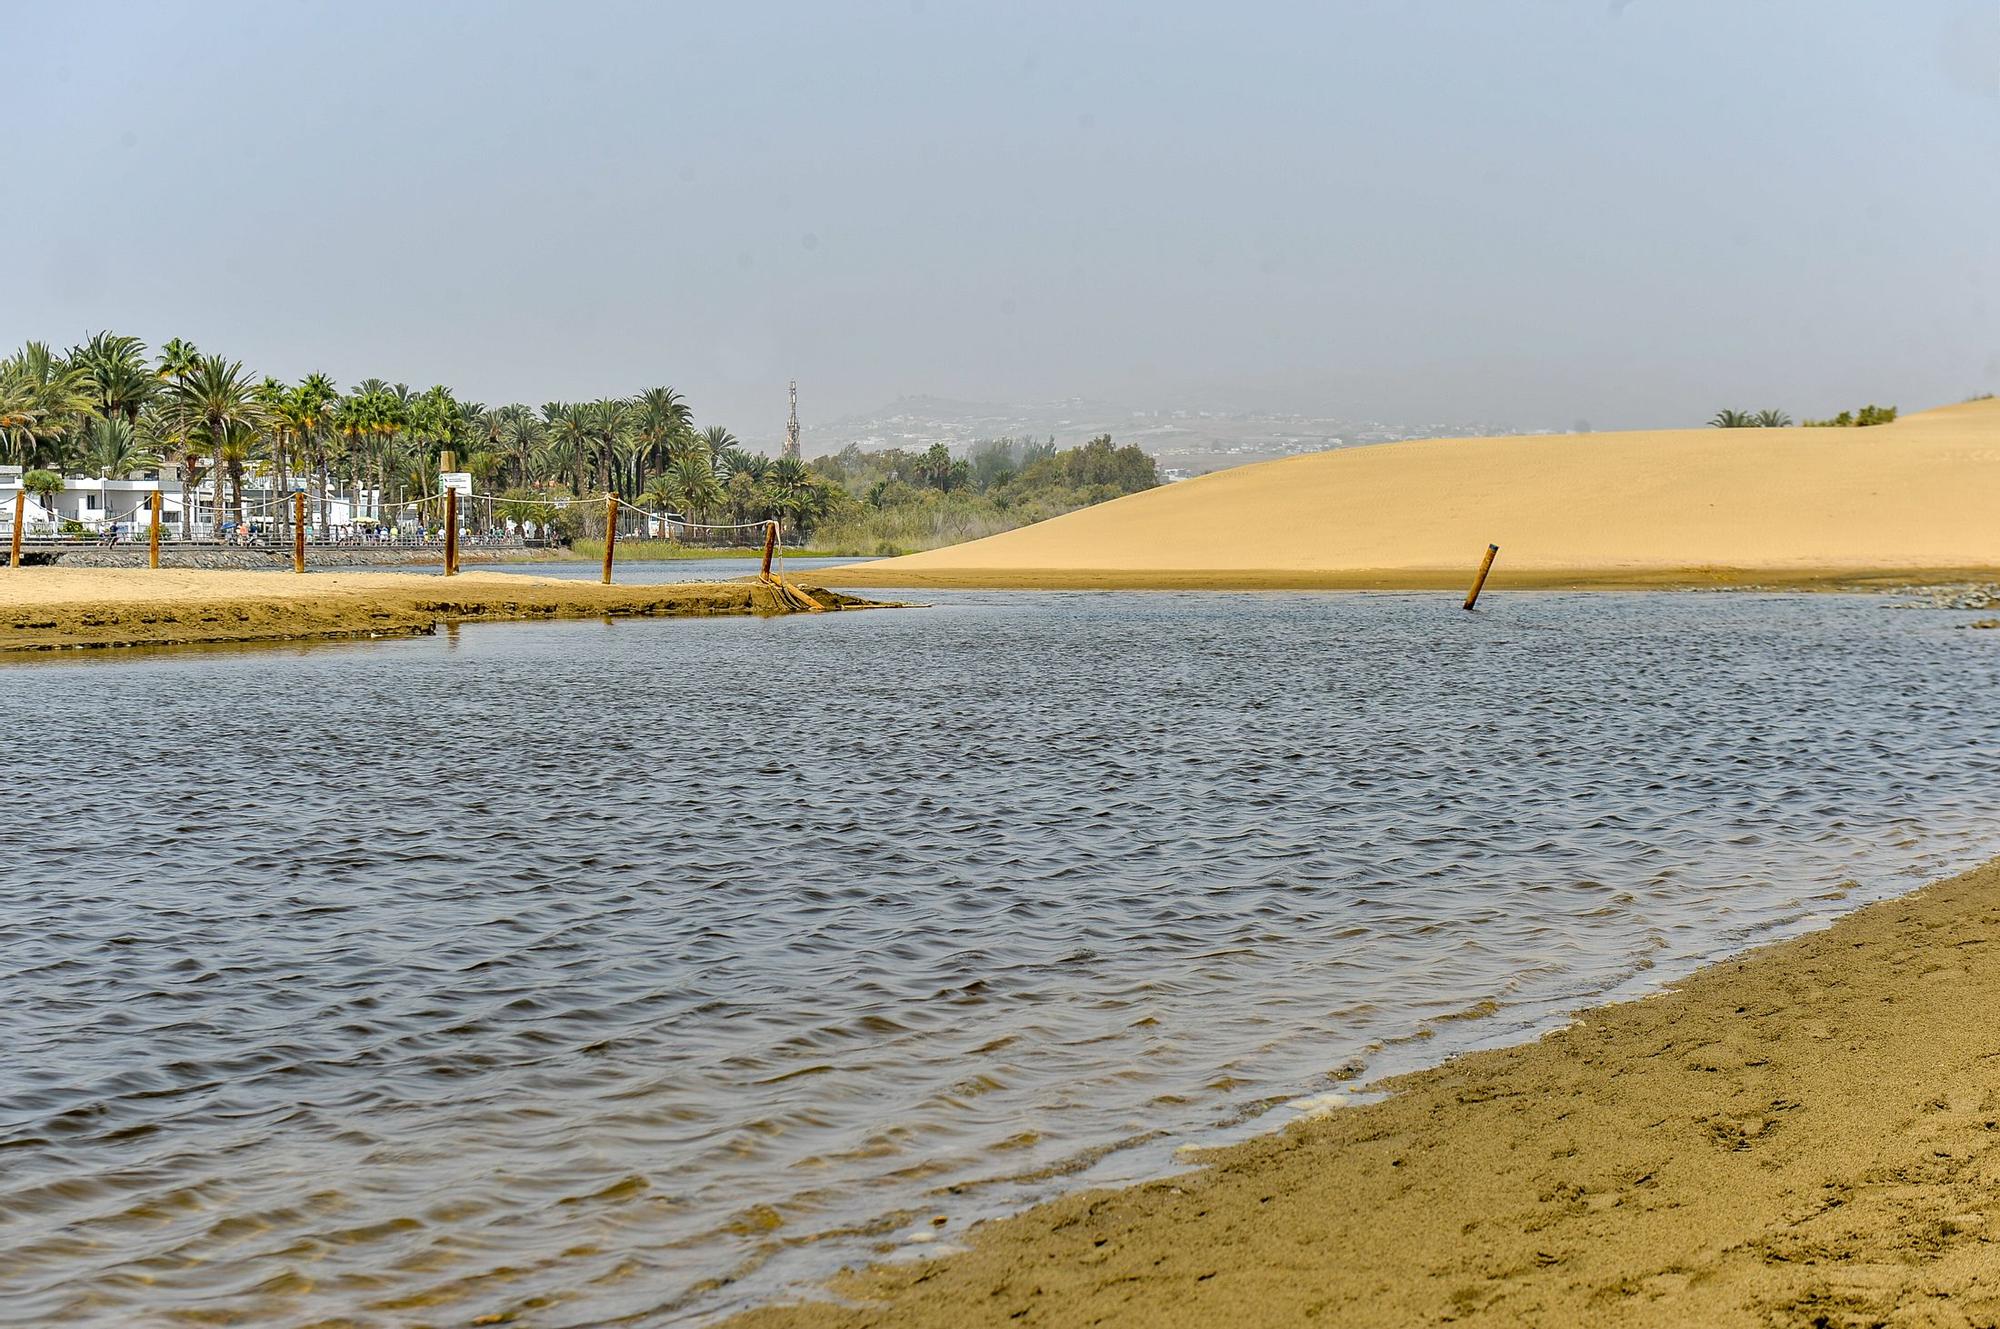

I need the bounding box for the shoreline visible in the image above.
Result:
[814,564,2000,593]
[731,852,2000,1328]
[0,567,881,654]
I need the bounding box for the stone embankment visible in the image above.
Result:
[38,546,571,571]
[1889,582,2000,612]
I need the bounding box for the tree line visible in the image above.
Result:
[0,331,840,538]
[0,331,1159,550]
[1708,405,1898,429]
[807,435,1160,555]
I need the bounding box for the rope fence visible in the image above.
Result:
[6,487,809,599]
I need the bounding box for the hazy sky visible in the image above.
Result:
[7,1,1997,444]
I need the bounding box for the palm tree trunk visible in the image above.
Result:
[174,395,191,539]
[210,423,224,537]
[275,437,290,538]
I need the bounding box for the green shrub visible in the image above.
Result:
[1802,404,1897,428]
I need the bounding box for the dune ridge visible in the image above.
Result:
[818,397,2000,590]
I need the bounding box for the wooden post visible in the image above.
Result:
[443,487,459,576]
[761,520,778,579]
[9,491,22,568]
[293,493,307,573]
[1463,543,1500,611]
[149,491,162,569]
[601,493,618,585]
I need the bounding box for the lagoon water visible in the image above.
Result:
[5,591,2000,1326]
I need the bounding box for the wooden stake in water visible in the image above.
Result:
[292,493,307,573]
[601,493,618,585]
[761,521,778,579]
[444,487,459,577]
[1463,543,1499,611]
[149,491,162,569]
[9,491,22,569]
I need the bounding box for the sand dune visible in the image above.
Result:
[820,397,2000,590]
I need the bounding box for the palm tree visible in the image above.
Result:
[634,386,692,483]
[466,448,503,530]
[0,363,48,464]
[257,377,295,535]
[334,382,406,518]
[86,416,153,478]
[672,444,723,527]
[401,386,459,513]
[173,355,263,535]
[1708,409,1756,429]
[292,373,338,533]
[764,456,830,536]
[545,403,592,495]
[217,420,264,531]
[157,338,200,381]
[0,343,95,468]
[640,472,679,524]
[504,404,552,492]
[1753,409,1792,428]
[156,338,201,534]
[147,412,209,543]
[496,487,562,541]
[498,406,545,489]
[584,397,632,496]
[724,469,760,525]
[82,417,154,531]
[71,332,156,426]
[376,386,413,509]
[378,432,426,519]
[716,444,766,486]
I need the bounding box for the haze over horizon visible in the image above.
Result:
[8,0,1997,447]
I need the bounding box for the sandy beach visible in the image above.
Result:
[820,397,2000,591]
[0,567,866,653]
[732,852,2000,1328]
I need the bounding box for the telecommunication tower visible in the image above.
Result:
[782,380,801,460]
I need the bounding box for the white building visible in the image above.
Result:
[0,463,367,537]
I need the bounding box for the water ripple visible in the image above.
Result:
[3,591,2000,1325]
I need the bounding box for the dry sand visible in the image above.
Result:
[0,567,866,653]
[822,396,2000,590]
[733,855,2000,1328]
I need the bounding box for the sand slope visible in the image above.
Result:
[822,397,2000,589]
[734,855,2000,1328]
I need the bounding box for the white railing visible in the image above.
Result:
[2,526,554,551]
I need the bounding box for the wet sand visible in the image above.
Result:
[0,567,869,653]
[735,854,2000,1328]
[821,397,2000,591]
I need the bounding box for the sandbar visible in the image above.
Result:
[0,567,871,653]
[734,853,2000,1327]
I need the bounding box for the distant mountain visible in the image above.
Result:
[801,395,1542,478]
